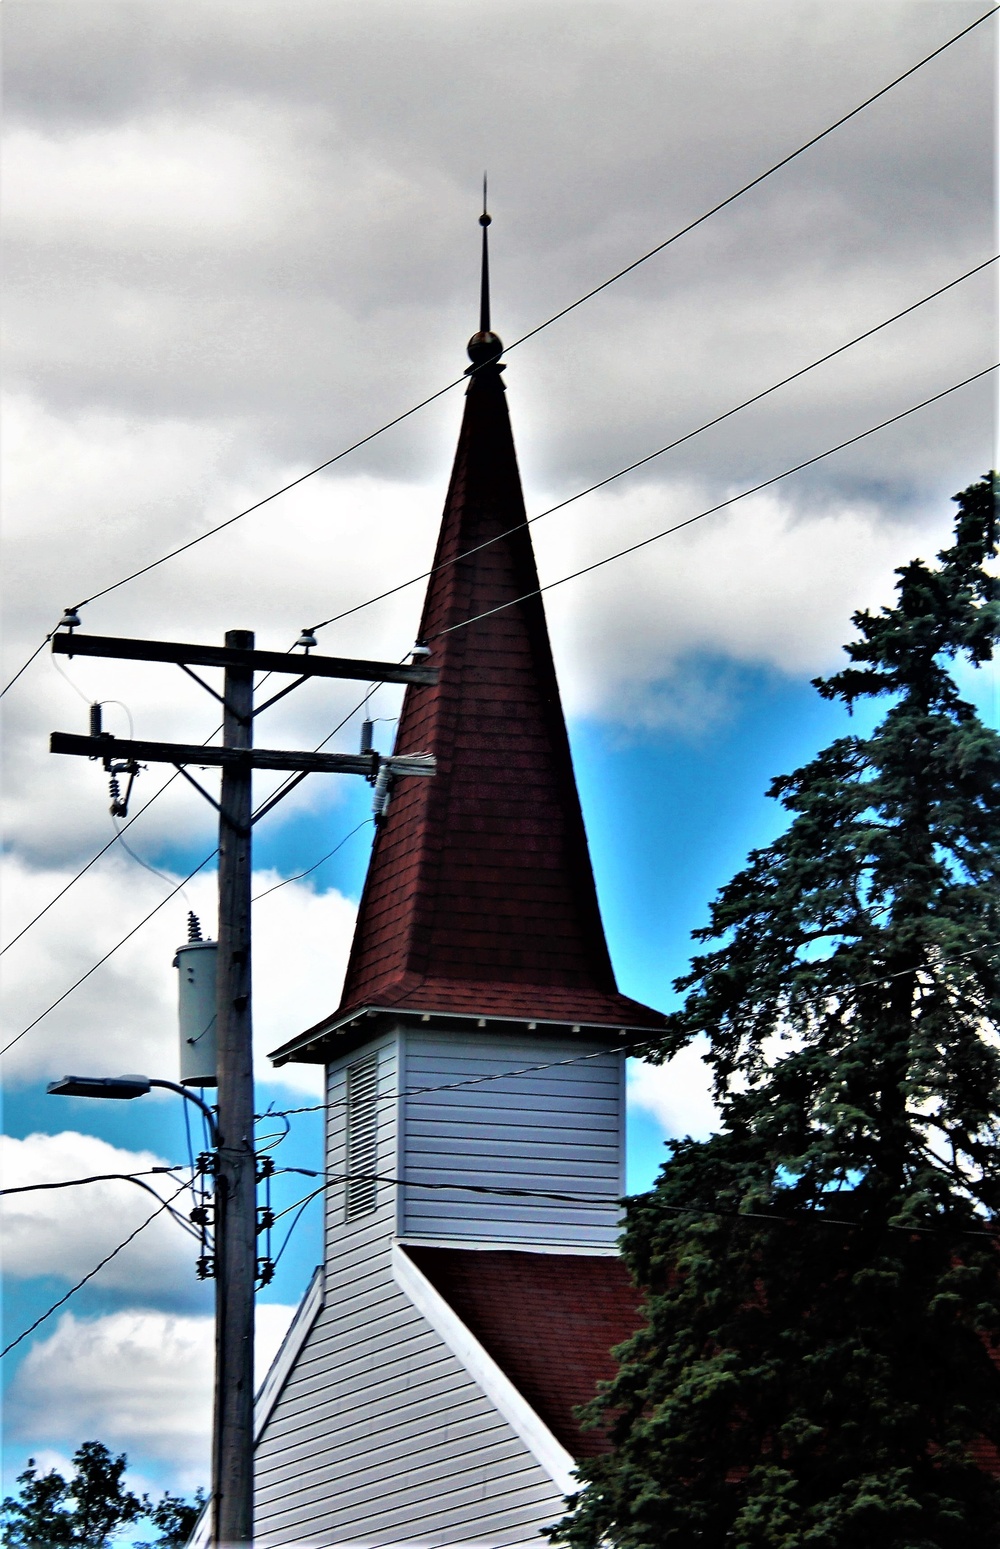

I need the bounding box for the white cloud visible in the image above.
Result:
[628,1041,720,1142]
[0,854,355,1092]
[0,1131,196,1290]
[541,481,948,726]
[6,1302,295,1487]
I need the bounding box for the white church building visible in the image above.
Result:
[250,229,665,1547]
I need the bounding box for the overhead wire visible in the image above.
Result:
[278,1165,998,1239]
[251,819,374,903]
[0,691,377,1059]
[3,370,995,1064]
[1,2,993,699]
[5,256,991,960]
[0,1177,193,1358]
[10,367,992,1062]
[435,364,999,640]
[1,1166,182,1196]
[257,935,1000,1120]
[307,255,998,635]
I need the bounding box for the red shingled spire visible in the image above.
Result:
[331,289,663,1034]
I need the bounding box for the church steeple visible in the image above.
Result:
[273,208,663,1067]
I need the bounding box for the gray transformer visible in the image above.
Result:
[174,938,218,1086]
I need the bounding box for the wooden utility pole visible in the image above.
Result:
[49,626,437,1549]
[214,630,256,1549]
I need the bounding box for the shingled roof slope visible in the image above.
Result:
[322,356,664,1035]
[404,1244,644,1458]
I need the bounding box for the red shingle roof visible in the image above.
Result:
[403,1244,645,1458]
[321,360,664,1038]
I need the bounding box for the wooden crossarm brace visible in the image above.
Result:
[52,631,438,687]
[50,732,436,778]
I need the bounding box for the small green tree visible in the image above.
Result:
[1,1443,145,1549]
[135,1491,206,1549]
[551,475,1000,1549]
[0,1443,204,1549]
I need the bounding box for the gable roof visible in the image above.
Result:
[404,1244,644,1458]
[272,356,665,1066]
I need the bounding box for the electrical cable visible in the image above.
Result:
[1,4,992,700]
[0,852,219,1060]
[12,359,981,1065]
[1,1167,180,1196]
[0,660,302,957]
[278,1166,998,1239]
[270,1189,325,1276]
[257,935,1000,1119]
[4,258,992,957]
[0,1166,203,1239]
[1,635,53,700]
[435,364,999,640]
[4,373,994,1060]
[52,9,1000,615]
[0,694,377,1058]
[251,819,374,903]
[112,816,190,896]
[308,254,999,635]
[0,1178,192,1358]
[0,765,196,958]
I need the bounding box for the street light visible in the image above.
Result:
[47,1073,220,1146]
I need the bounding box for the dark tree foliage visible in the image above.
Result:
[551,476,1000,1549]
[135,1490,207,1549]
[1,1444,145,1549]
[0,1443,204,1549]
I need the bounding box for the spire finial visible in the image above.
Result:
[467,174,503,372]
[479,173,491,333]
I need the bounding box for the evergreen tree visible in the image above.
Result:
[551,475,1000,1549]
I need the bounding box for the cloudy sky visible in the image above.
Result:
[1,0,996,1511]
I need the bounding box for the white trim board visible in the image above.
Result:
[254,1263,325,1440]
[396,1235,618,1257]
[391,1240,578,1497]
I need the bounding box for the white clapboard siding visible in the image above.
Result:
[399,1028,625,1247]
[254,1024,578,1548]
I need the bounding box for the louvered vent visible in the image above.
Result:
[345,1053,379,1220]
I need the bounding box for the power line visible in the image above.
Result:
[436,364,999,639]
[9,260,996,960]
[0,692,377,1059]
[307,255,998,635]
[281,1165,998,1239]
[258,936,1000,1119]
[0,852,218,1060]
[1,635,53,700]
[0,664,373,959]
[0,1178,192,1358]
[494,7,999,357]
[2,4,992,700]
[6,370,993,1068]
[0,1167,202,1243]
[252,819,374,903]
[1,1166,180,1196]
